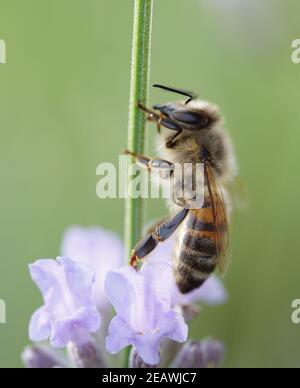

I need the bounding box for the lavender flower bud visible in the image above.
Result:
[129,348,159,368]
[22,346,68,368]
[181,304,201,321]
[68,339,106,369]
[171,339,225,368]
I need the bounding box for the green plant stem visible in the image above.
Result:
[124,0,153,368]
[125,0,153,259]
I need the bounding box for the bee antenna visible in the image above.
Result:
[153,84,198,104]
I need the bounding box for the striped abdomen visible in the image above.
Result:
[174,208,219,294]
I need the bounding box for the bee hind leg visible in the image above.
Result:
[130,234,159,268]
[130,208,189,268]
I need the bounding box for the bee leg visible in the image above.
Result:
[124,150,152,169]
[153,208,189,242]
[130,234,159,268]
[124,150,174,175]
[174,197,187,208]
[166,129,183,148]
[138,102,182,134]
[138,102,161,122]
[130,208,189,268]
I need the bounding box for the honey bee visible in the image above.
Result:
[126,84,237,294]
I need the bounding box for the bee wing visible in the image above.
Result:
[204,163,231,276]
[225,175,249,211]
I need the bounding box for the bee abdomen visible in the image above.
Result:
[183,234,217,260]
[174,263,209,294]
[174,238,217,294]
[174,211,218,294]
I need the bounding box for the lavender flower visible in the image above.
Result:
[171,339,225,368]
[129,348,158,368]
[29,257,100,348]
[22,345,68,368]
[105,262,188,365]
[61,227,124,310]
[67,338,106,368]
[25,226,227,368]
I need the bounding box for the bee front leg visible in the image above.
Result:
[124,150,174,176]
[124,150,152,169]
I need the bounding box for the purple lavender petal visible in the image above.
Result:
[61,227,124,310]
[49,307,100,348]
[105,262,188,365]
[141,262,174,307]
[29,257,101,349]
[157,310,188,343]
[104,268,139,324]
[105,315,138,354]
[134,334,162,366]
[29,307,51,342]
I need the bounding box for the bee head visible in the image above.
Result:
[154,99,222,149]
[149,85,222,149]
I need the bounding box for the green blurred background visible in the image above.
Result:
[0,0,300,368]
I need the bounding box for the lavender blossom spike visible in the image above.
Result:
[22,346,68,369]
[68,338,106,369]
[129,348,159,369]
[171,339,225,369]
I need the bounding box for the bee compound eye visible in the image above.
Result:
[171,110,208,128]
[153,104,176,117]
[160,119,182,131]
